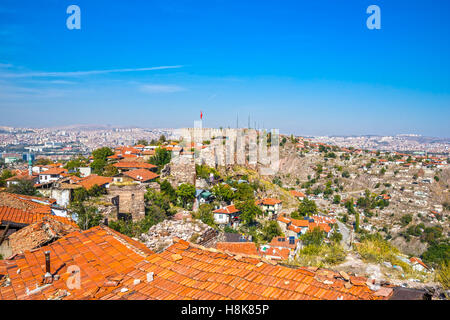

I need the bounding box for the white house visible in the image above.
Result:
[38,168,67,184]
[213,204,241,228]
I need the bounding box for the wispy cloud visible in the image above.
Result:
[0,63,13,68]
[0,65,183,78]
[139,84,186,93]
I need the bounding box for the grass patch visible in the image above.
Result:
[294,243,346,268]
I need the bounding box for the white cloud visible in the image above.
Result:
[139,84,186,93]
[0,65,183,78]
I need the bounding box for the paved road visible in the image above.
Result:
[336,220,352,250]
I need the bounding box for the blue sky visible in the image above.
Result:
[0,0,449,137]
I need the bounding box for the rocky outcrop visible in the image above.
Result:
[140,219,218,252]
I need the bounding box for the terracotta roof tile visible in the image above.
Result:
[123,169,159,182]
[0,228,395,300]
[216,242,259,256]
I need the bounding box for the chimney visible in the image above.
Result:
[44,251,52,277]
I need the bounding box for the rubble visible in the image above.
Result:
[140,219,218,252]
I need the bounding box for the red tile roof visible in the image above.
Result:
[0,206,77,228]
[213,205,240,214]
[0,226,153,300]
[216,242,259,256]
[262,247,290,260]
[277,216,291,224]
[0,230,394,300]
[256,198,282,206]
[7,216,79,255]
[113,161,157,170]
[0,193,54,214]
[77,175,112,190]
[290,190,306,198]
[409,257,429,270]
[123,169,159,182]
[269,237,298,250]
[39,168,67,176]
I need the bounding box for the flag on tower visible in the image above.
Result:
[200,110,203,120]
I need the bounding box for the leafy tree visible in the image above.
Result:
[72,187,89,203]
[145,189,174,217]
[236,200,262,225]
[92,147,114,160]
[103,164,119,177]
[71,202,104,230]
[355,211,360,232]
[90,158,108,175]
[400,214,413,227]
[234,183,255,201]
[422,226,443,245]
[194,203,215,227]
[292,198,317,218]
[342,171,350,178]
[261,221,282,242]
[149,148,172,171]
[159,180,177,203]
[332,194,341,204]
[7,179,39,196]
[176,183,196,208]
[330,230,343,243]
[158,134,167,143]
[212,183,234,203]
[0,169,14,187]
[422,242,450,266]
[301,227,326,246]
[64,156,88,171]
[136,139,148,146]
[35,158,53,165]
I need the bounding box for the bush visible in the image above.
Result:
[400,214,413,227]
[194,203,216,227]
[297,243,346,267]
[422,242,450,266]
[355,233,400,264]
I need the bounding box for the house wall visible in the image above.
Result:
[107,184,146,221]
[213,213,230,225]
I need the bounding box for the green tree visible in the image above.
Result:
[0,169,14,187]
[422,242,450,266]
[261,220,282,242]
[355,211,360,232]
[7,179,39,196]
[234,183,255,201]
[72,187,89,203]
[292,198,318,218]
[159,180,177,203]
[102,164,119,177]
[400,214,413,227]
[72,202,104,230]
[194,203,215,227]
[212,183,234,203]
[136,139,148,146]
[149,148,172,171]
[301,227,326,246]
[342,171,350,178]
[332,194,341,204]
[176,183,196,208]
[90,158,108,175]
[92,147,114,160]
[236,200,262,225]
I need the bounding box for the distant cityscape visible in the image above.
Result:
[0,125,448,163]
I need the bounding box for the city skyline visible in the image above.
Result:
[1,0,449,137]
